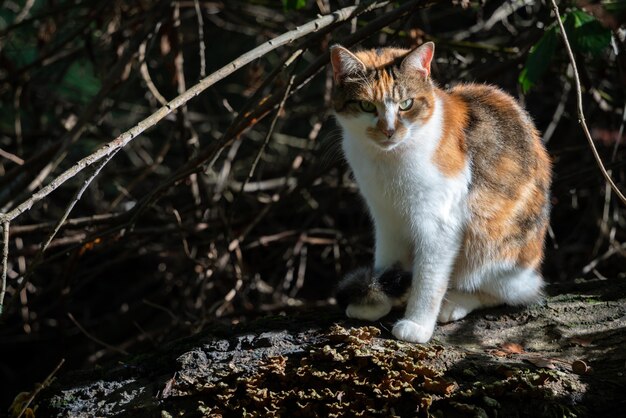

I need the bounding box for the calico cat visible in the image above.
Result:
[331,42,551,343]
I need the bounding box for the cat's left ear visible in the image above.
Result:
[401,42,435,78]
[330,45,366,84]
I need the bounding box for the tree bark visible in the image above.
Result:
[33,279,626,417]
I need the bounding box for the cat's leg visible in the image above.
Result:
[344,224,411,322]
[373,223,413,271]
[438,265,544,322]
[392,223,461,343]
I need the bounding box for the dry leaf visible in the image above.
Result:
[500,342,524,354]
[490,349,508,358]
[570,336,593,347]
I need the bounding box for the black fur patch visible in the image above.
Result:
[377,268,412,298]
[336,266,374,308]
[336,266,412,308]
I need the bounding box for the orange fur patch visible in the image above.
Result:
[432,91,467,177]
[448,84,551,273]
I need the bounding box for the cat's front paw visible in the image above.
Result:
[438,301,472,323]
[437,291,479,323]
[392,319,434,343]
[346,302,391,321]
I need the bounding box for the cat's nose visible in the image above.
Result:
[381,127,395,138]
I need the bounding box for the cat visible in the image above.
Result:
[330,42,552,343]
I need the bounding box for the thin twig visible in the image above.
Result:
[543,68,572,143]
[193,0,206,78]
[15,150,122,291]
[583,240,626,275]
[173,1,202,207]
[139,39,168,106]
[14,0,38,24]
[44,150,120,254]
[611,101,626,162]
[550,0,626,206]
[10,214,117,235]
[16,358,65,418]
[109,137,172,210]
[67,312,129,355]
[13,85,23,153]
[0,221,8,315]
[0,148,24,165]
[242,75,296,194]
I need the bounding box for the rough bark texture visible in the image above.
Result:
[33,279,626,417]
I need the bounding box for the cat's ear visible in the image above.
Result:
[401,42,435,78]
[330,45,366,84]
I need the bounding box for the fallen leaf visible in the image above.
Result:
[570,336,593,347]
[500,342,524,354]
[490,349,508,358]
[572,359,592,375]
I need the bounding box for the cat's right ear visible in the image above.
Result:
[401,42,435,78]
[330,45,366,84]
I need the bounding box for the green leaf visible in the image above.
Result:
[282,0,306,11]
[53,60,101,104]
[519,25,558,93]
[563,9,611,55]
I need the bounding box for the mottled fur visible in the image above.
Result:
[332,43,551,343]
[337,266,412,321]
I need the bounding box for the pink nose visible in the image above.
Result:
[381,127,395,138]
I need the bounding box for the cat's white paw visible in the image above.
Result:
[392,319,434,343]
[346,302,391,321]
[437,291,479,323]
[437,301,471,323]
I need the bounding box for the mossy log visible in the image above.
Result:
[32,279,626,417]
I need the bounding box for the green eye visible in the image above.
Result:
[399,99,414,111]
[359,101,376,113]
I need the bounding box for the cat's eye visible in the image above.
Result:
[359,101,376,113]
[399,99,414,111]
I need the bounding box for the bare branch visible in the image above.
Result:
[550,0,626,206]
[0,148,24,165]
[126,0,423,223]
[139,39,168,106]
[242,76,297,194]
[0,221,8,315]
[193,0,207,78]
[0,0,390,225]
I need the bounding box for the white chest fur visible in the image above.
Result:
[337,96,474,344]
[337,97,471,246]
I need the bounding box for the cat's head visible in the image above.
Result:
[330,42,436,150]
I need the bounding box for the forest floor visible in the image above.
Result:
[15,278,626,417]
